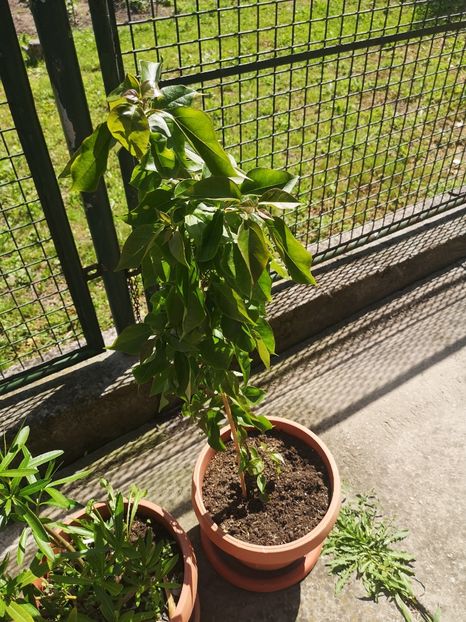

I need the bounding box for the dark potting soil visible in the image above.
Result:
[202,429,331,546]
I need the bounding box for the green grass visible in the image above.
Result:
[1,0,465,373]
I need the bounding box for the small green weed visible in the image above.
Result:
[323,494,441,622]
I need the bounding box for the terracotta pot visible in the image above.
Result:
[192,416,341,592]
[38,500,200,622]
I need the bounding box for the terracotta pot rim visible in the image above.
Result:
[192,416,341,554]
[64,499,197,622]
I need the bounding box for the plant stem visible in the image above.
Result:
[221,393,247,497]
[164,579,177,618]
[44,524,85,570]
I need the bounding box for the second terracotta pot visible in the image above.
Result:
[192,416,341,592]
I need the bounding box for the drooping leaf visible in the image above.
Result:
[116,224,161,270]
[171,107,237,177]
[211,280,253,323]
[109,323,152,355]
[269,217,316,285]
[168,230,189,266]
[248,222,270,281]
[173,351,190,395]
[182,289,206,336]
[60,123,115,192]
[198,210,224,262]
[166,288,184,327]
[107,103,150,159]
[255,337,270,368]
[255,317,275,354]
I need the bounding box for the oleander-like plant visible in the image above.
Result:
[62,61,316,497]
[0,428,180,621]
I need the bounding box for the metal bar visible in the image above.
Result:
[157,19,466,87]
[29,0,135,334]
[87,0,137,211]
[0,1,104,354]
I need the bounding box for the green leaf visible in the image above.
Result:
[139,60,162,93]
[182,289,206,336]
[168,230,189,266]
[116,224,160,270]
[241,168,296,194]
[255,317,275,354]
[183,177,241,200]
[199,341,232,370]
[259,188,301,210]
[254,268,272,302]
[174,351,190,395]
[166,288,184,327]
[60,123,115,192]
[270,217,316,285]
[257,473,267,494]
[255,337,270,368]
[171,107,237,177]
[17,528,28,566]
[12,426,30,449]
[158,84,199,109]
[248,222,270,281]
[107,103,150,159]
[125,188,173,227]
[198,210,224,262]
[107,73,140,105]
[109,323,152,355]
[46,486,75,509]
[211,281,253,323]
[21,506,54,560]
[28,450,63,468]
[5,602,35,622]
[1,468,37,477]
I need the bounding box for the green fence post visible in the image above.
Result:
[29,0,135,334]
[87,0,138,211]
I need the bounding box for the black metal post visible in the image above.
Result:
[0,1,104,354]
[87,0,138,211]
[30,0,135,333]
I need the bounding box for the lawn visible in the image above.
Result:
[1,0,465,376]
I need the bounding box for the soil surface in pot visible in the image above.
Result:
[202,429,331,545]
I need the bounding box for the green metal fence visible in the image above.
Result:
[105,0,466,260]
[1,0,466,392]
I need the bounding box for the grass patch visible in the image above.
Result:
[1,1,465,373]
[323,494,441,622]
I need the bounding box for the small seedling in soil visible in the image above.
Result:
[323,494,441,622]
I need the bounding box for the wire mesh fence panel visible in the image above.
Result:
[113,0,466,260]
[0,90,85,380]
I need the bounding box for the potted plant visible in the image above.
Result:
[0,426,199,620]
[62,60,340,591]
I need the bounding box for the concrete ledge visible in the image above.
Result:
[271,203,466,351]
[1,204,465,462]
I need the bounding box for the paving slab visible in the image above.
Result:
[1,259,465,621]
